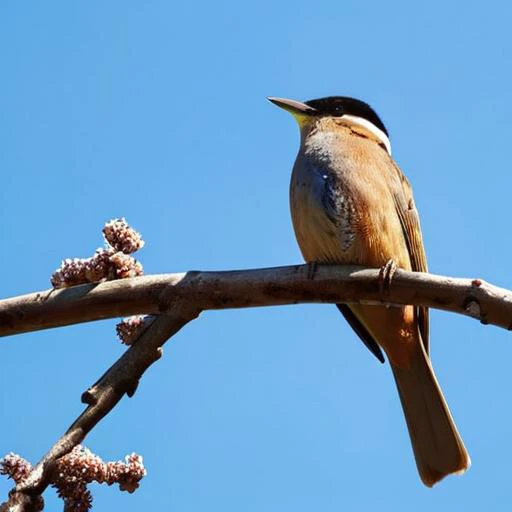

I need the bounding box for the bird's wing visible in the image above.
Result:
[336,304,385,363]
[391,163,430,354]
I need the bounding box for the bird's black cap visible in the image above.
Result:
[305,96,388,137]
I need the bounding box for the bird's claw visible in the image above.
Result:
[379,259,397,299]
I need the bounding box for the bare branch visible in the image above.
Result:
[1,307,197,510]
[1,265,511,337]
[2,263,511,509]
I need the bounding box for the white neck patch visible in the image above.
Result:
[342,114,392,156]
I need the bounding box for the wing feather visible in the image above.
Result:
[391,163,430,354]
[336,304,385,363]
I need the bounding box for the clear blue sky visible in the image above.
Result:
[1,1,512,510]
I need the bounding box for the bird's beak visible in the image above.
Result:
[267,97,318,117]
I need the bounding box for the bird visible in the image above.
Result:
[268,95,470,487]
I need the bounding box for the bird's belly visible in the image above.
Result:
[290,163,357,263]
[289,155,411,269]
[292,197,347,263]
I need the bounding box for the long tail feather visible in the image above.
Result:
[391,344,470,486]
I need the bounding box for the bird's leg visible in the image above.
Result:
[306,261,319,280]
[379,259,397,299]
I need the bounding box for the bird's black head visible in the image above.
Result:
[304,96,388,137]
[268,95,392,154]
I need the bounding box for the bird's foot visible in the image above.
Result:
[379,259,397,299]
[307,261,319,280]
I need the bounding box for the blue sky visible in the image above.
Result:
[2,1,512,510]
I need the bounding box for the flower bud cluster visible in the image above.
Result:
[51,219,144,288]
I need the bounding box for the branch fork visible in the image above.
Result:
[1,263,511,510]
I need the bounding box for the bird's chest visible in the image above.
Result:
[290,154,359,263]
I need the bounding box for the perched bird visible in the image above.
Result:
[268,96,470,487]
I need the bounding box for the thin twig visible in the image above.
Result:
[1,306,197,510]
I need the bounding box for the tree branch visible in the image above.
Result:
[1,307,197,511]
[2,263,511,510]
[1,265,511,337]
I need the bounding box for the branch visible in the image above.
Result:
[1,265,511,336]
[1,307,197,511]
[2,263,511,510]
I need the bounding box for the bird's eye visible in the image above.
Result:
[333,105,344,116]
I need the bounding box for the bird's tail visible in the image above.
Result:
[391,344,470,487]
